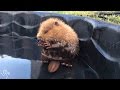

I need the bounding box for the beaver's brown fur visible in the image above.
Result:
[37,18,79,73]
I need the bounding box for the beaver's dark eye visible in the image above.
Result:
[44,30,49,34]
[54,21,59,26]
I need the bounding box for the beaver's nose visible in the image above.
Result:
[36,35,41,39]
[36,36,42,40]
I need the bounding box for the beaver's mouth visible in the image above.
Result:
[37,38,45,46]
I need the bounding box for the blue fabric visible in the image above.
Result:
[0,55,31,79]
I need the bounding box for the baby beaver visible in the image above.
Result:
[37,18,79,73]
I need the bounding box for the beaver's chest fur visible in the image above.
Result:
[41,40,74,62]
[39,40,74,73]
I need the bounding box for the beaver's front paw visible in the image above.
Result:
[44,42,52,49]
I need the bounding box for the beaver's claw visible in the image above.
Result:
[44,42,52,49]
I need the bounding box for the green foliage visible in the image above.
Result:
[53,11,120,25]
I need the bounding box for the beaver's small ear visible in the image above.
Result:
[54,21,59,26]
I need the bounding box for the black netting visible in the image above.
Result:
[14,13,41,26]
[0,12,13,24]
[0,12,41,60]
[69,19,93,41]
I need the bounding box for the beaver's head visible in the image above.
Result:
[36,18,69,41]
